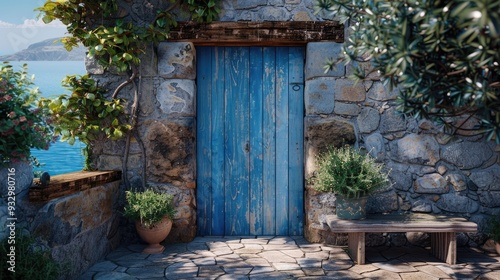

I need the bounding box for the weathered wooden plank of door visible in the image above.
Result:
[196,47,226,236]
[196,46,212,235]
[288,47,305,235]
[224,47,250,235]
[262,47,277,235]
[275,47,290,235]
[249,47,264,235]
[211,47,226,235]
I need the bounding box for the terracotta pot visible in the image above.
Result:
[335,194,368,220]
[135,217,173,254]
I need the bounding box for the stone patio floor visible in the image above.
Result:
[79,236,500,280]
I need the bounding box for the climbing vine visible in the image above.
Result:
[37,0,220,187]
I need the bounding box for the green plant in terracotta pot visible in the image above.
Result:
[123,189,176,254]
[488,217,500,255]
[312,145,390,220]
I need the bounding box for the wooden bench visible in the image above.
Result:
[321,213,477,265]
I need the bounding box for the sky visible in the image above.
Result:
[0,1,67,56]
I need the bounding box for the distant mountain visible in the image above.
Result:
[0,38,86,61]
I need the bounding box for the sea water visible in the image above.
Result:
[12,61,87,175]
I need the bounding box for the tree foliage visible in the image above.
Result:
[316,0,500,141]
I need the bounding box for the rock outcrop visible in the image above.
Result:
[0,38,86,61]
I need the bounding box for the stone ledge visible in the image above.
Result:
[29,170,121,202]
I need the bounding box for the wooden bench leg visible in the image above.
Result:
[348,232,365,264]
[431,232,456,265]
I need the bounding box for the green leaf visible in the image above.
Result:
[122,53,133,61]
[113,129,123,139]
[85,93,96,100]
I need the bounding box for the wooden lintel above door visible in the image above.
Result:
[167,21,344,46]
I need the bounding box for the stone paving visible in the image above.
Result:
[80,236,500,280]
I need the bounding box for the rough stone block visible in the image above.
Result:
[256,6,288,20]
[366,190,399,213]
[235,0,268,9]
[97,155,122,170]
[142,118,195,185]
[293,10,314,21]
[85,55,104,75]
[478,191,500,207]
[357,107,380,133]
[391,134,440,166]
[334,102,361,116]
[446,173,467,192]
[389,170,412,191]
[305,42,344,79]
[157,79,195,116]
[413,173,449,194]
[436,193,479,213]
[411,200,432,213]
[469,170,495,191]
[158,42,196,79]
[334,79,366,102]
[441,141,493,170]
[97,154,140,173]
[367,82,399,101]
[139,78,158,116]
[304,78,335,115]
[379,108,406,134]
[468,165,500,191]
[406,232,430,247]
[364,133,385,159]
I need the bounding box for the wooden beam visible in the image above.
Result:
[167,21,344,46]
[30,170,121,202]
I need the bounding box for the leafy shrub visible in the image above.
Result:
[316,0,500,141]
[0,63,55,166]
[0,233,60,279]
[40,74,130,146]
[312,146,389,198]
[124,189,176,228]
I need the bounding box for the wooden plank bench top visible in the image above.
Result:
[323,213,477,233]
[321,213,477,265]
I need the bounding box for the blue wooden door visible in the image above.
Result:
[197,46,304,236]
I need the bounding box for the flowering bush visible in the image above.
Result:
[0,63,55,166]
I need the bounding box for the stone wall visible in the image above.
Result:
[88,41,198,244]
[87,0,499,247]
[303,42,500,246]
[0,169,120,279]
